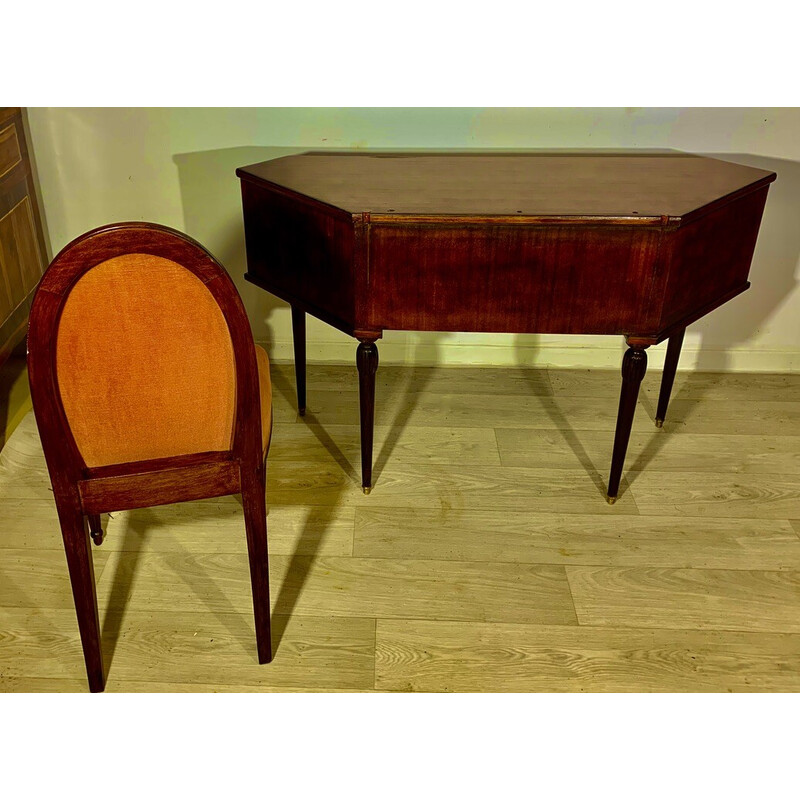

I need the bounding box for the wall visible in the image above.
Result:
[25,107,800,372]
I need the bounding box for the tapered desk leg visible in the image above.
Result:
[356,339,379,494]
[655,328,685,428]
[607,345,648,504]
[291,306,306,416]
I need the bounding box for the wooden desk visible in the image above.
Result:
[237,152,776,501]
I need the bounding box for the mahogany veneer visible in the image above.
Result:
[237,151,775,500]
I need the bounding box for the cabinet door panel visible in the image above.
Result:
[0,108,47,365]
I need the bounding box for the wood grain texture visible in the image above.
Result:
[0,548,111,608]
[78,461,241,514]
[0,198,42,317]
[647,399,800,436]
[550,368,800,401]
[238,152,773,218]
[271,387,658,432]
[94,552,577,625]
[354,508,800,570]
[367,223,664,334]
[628,472,800,518]
[3,362,800,692]
[496,429,800,475]
[270,362,552,397]
[0,677,376,692]
[266,461,638,513]
[375,620,800,692]
[268,423,502,467]
[0,497,355,556]
[567,567,800,632]
[0,122,22,179]
[0,608,375,690]
[0,108,47,369]
[240,151,775,495]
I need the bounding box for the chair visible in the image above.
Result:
[27,222,273,692]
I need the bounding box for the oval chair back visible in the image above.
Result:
[27,222,273,692]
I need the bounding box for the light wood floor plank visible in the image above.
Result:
[0,549,111,609]
[268,423,501,467]
[0,498,355,556]
[375,620,800,692]
[628,472,800,518]
[0,607,376,690]
[94,552,577,626]
[652,399,800,436]
[267,461,637,513]
[550,369,800,402]
[0,676,379,692]
[0,608,87,682]
[4,363,800,692]
[354,508,800,569]
[272,389,658,433]
[271,362,553,397]
[106,611,375,690]
[273,387,800,437]
[496,428,800,475]
[567,566,800,633]
[0,677,92,692]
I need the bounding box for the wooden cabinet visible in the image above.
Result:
[0,107,48,367]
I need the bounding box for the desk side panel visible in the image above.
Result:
[657,186,770,334]
[367,223,664,335]
[240,180,359,333]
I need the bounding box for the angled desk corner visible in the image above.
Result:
[236,151,776,502]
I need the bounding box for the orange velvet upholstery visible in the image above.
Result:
[56,253,270,467]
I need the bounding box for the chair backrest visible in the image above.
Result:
[28,222,262,477]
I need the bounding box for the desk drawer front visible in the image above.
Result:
[367,223,663,335]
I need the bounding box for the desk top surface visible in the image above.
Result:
[237,151,775,222]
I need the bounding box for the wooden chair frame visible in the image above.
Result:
[27,222,272,692]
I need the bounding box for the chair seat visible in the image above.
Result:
[255,345,272,454]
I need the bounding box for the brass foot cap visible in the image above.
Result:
[655,418,664,428]
[362,486,372,495]
[606,495,617,505]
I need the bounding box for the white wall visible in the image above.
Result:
[26,107,800,371]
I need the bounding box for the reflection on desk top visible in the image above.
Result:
[236,151,776,223]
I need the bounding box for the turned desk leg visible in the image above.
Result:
[356,339,379,494]
[291,306,306,416]
[656,328,685,427]
[607,345,648,504]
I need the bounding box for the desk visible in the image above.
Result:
[237,152,776,501]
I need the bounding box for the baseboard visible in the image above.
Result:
[258,337,800,373]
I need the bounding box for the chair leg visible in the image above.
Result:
[241,468,273,664]
[87,513,103,545]
[58,505,105,692]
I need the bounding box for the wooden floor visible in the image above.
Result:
[2,362,800,692]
